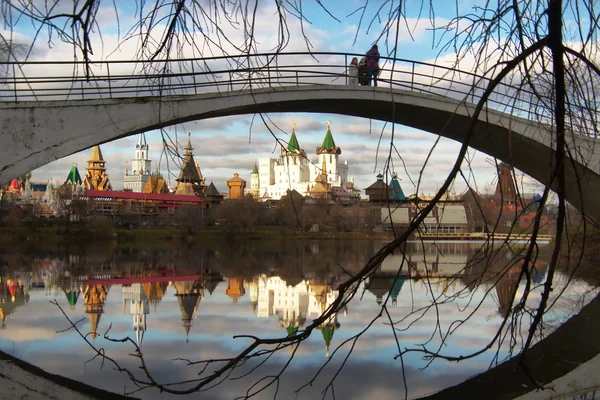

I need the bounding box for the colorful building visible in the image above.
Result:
[84,145,112,191]
[256,122,353,200]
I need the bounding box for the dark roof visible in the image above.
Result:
[204,182,221,196]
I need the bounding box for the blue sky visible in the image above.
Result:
[4,0,545,196]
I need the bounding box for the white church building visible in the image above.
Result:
[123,133,152,192]
[256,122,350,200]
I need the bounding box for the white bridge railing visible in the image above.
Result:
[0,52,539,118]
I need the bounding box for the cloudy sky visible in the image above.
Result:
[5,1,546,196]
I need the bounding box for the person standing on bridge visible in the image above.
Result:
[366,44,380,87]
[348,57,359,86]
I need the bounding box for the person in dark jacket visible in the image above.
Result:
[358,57,368,85]
[366,44,380,87]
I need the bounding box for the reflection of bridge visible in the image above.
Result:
[1,52,599,218]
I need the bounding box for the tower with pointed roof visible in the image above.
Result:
[310,157,332,199]
[311,122,349,188]
[365,173,392,202]
[494,162,522,210]
[175,139,206,196]
[257,123,311,199]
[84,145,112,191]
[65,164,83,186]
[63,164,84,198]
[124,133,152,192]
[248,163,260,199]
[389,173,406,201]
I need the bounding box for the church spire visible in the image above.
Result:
[287,123,300,152]
[137,133,148,149]
[84,145,112,191]
[316,121,341,155]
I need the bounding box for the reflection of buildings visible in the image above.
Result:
[404,242,469,278]
[122,284,149,346]
[0,278,30,328]
[494,265,521,319]
[141,281,168,311]
[174,280,204,341]
[248,277,259,312]
[256,275,342,357]
[366,273,405,306]
[225,277,245,304]
[82,284,110,339]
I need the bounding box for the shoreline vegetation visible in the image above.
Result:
[0,225,557,245]
[0,225,401,244]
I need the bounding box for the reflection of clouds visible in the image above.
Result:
[0,243,595,399]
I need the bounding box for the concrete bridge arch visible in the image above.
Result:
[1,84,599,219]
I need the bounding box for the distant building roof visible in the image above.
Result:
[389,175,406,201]
[204,182,221,196]
[142,174,169,194]
[316,122,341,155]
[288,128,301,152]
[65,164,83,185]
[88,145,105,163]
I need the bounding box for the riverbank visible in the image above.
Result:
[0,349,136,400]
[0,225,399,246]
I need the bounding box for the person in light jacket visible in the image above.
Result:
[347,57,359,86]
[366,44,380,87]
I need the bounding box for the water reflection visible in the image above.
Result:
[0,240,591,399]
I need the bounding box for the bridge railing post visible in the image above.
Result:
[191,60,197,95]
[411,62,415,91]
[229,71,233,91]
[81,79,85,100]
[266,55,271,87]
[107,63,113,99]
[345,54,348,85]
[12,64,17,101]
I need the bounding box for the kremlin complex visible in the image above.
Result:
[0,122,363,210]
[0,122,552,235]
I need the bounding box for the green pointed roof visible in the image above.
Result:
[64,289,79,307]
[321,127,336,150]
[288,130,300,152]
[286,325,298,337]
[65,164,82,185]
[389,175,406,201]
[321,325,335,357]
[251,163,259,175]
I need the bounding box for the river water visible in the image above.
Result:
[0,240,593,399]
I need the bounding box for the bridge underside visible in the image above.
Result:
[1,85,599,220]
